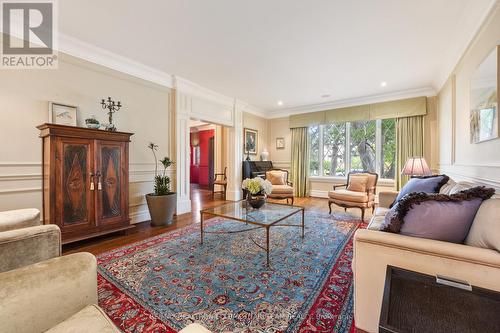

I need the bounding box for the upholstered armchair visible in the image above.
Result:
[328,172,378,220]
[266,169,295,205]
[212,167,228,200]
[0,208,62,273]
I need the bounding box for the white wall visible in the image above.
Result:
[268,117,292,171]
[438,3,500,190]
[242,112,269,161]
[0,53,173,223]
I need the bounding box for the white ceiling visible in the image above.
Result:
[59,0,495,112]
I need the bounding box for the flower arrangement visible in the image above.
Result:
[242,177,273,195]
[148,142,174,196]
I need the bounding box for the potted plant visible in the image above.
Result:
[146,142,176,226]
[242,177,273,209]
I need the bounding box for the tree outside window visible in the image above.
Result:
[308,119,396,180]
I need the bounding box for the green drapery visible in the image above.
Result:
[291,127,309,197]
[396,115,424,189]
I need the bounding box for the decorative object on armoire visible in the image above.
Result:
[101,96,122,131]
[260,148,269,161]
[470,45,499,144]
[48,102,77,126]
[244,128,258,155]
[145,142,176,226]
[37,123,133,244]
[85,115,100,129]
[242,177,272,209]
[276,137,285,149]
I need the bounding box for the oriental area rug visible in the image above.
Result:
[97,212,363,332]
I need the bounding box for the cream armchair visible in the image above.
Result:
[266,169,294,205]
[328,171,378,220]
[0,208,62,273]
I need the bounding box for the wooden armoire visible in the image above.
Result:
[38,123,134,244]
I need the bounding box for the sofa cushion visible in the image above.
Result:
[329,189,373,203]
[383,187,495,243]
[269,185,293,195]
[465,198,500,252]
[392,175,449,207]
[347,174,368,192]
[0,208,40,232]
[266,170,286,185]
[45,304,119,333]
[367,215,386,230]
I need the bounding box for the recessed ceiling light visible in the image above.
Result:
[321,94,331,98]
[380,81,387,87]
[277,100,283,106]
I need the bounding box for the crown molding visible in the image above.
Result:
[59,34,173,88]
[172,76,235,107]
[268,86,436,119]
[235,99,268,118]
[432,0,499,92]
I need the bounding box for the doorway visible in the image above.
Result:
[189,120,225,207]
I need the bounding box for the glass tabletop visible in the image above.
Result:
[201,200,304,226]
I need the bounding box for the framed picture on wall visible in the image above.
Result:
[276,137,285,149]
[244,128,258,155]
[469,45,499,143]
[49,102,78,126]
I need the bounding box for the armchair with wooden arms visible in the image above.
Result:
[266,169,295,205]
[328,171,378,220]
[212,167,227,200]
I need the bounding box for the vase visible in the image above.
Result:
[146,193,177,226]
[246,193,266,209]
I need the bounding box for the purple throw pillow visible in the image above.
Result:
[383,187,495,243]
[391,175,449,207]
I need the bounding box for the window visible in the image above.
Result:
[309,126,320,176]
[309,119,396,180]
[323,123,346,176]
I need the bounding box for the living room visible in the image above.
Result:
[1,1,499,332]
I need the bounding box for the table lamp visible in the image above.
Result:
[401,157,431,176]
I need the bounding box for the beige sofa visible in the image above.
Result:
[353,181,500,333]
[0,209,211,333]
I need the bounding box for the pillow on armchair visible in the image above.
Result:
[266,170,286,185]
[383,187,495,243]
[347,174,368,192]
[391,174,450,207]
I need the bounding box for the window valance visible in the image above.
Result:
[289,96,427,128]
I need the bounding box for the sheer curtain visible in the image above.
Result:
[291,127,310,197]
[396,115,424,189]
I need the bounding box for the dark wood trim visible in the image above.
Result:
[37,123,133,142]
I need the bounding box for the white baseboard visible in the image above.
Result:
[176,198,192,215]
[309,190,329,198]
[130,209,150,224]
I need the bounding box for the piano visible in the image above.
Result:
[242,160,273,180]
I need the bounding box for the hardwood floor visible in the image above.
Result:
[63,185,371,256]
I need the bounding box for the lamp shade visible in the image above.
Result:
[401,157,431,176]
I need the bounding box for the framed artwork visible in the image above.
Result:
[244,128,258,155]
[276,137,285,149]
[49,102,78,126]
[470,45,499,143]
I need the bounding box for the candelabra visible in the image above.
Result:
[101,97,122,131]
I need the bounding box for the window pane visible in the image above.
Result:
[381,119,396,179]
[350,120,376,173]
[309,125,320,176]
[323,123,346,176]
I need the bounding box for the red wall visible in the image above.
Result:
[190,129,214,186]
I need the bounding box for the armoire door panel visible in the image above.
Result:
[96,141,127,226]
[56,138,95,231]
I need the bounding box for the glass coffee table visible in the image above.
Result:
[200,201,305,267]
